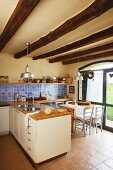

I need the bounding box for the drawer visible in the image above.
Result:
[26,138,32,148]
[26,140,36,162]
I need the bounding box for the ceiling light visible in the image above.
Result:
[20,42,34,80]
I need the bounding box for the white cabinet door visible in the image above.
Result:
[9,106,14,134]
[19,111,26,148]
[10,107,26,149]
[36,115,71,163]
[13,109,19,140]
[0,106,9,135]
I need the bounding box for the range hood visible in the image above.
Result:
[20,64,34,79]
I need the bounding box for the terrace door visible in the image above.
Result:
[104,70,113,131]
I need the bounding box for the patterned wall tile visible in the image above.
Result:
[0,84,67,102]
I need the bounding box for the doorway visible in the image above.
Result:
[104,69,113,131]
[79,60,113,132]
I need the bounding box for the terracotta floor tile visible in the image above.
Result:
[1,129,113,170]
[87,153,108,166]
[104,159,113,169]
[73,159,93,169]
[100,149,113,158]
[108,146,113,152]
[96,162,112,170]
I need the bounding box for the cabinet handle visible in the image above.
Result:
[28,132,31,134]
[28,147,31,151]
[28,125,31,128]
[28,138,31,141]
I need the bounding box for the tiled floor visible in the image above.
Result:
[0,128,113,170]
[38,128,113,170]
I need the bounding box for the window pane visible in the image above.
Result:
[106,72,113,104]
[106,106,113,128]
[86,71,103,102]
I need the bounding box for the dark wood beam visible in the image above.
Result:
[0,0,40,51]
[62,50,113,65]
[15,0,113,59]
[49,42,113,63]
[33,26,113,60]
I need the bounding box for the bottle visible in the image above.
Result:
[14,93,19,102]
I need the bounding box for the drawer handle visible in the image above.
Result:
[28,138,31,141]
[28,125,31,128]
[28,147,31,151]
[28,132,31,134]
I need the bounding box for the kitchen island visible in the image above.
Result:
[9,102,71,164]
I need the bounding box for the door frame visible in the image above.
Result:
[103,68,113,132]
[78,65,113,132]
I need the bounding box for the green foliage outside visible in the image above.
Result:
[106,107,113,121]
[106,83,113,121]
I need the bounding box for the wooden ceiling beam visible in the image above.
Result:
[14,0,113,59]
[33,25,113,60]
[62,50,113,65]
[49,42,113,63]
[0,0,40,51]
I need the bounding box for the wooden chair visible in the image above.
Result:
[75,106,93,136]
[92,105,104,133]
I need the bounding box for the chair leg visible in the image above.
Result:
[101,117,103,132]
[96,118,98,133]
[89,121,92,135]
[83,122,86,137]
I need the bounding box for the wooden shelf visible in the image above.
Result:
[0,82,67,84]
[34,98,71,104]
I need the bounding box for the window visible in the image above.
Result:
[86,71,103,103]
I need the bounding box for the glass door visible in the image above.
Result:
[104,70,113,131]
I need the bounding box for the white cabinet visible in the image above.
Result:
[26,114,71,163]
[10,106,71,164]
[9,107,26,149]
[26,118,37,162]
[13,109,19,140]
[9,106,14,134]
[0,106,9,135]
[36,115,71,163]
[19,111,26,148]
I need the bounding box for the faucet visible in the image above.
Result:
[27,93,36,111]
[28,93,34,104]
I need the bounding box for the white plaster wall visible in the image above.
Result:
[66,56,113,100]
[0,53,67,81]
[0,52,113,100]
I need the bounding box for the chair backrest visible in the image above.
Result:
[93,105,104,118]
[75,105,93,120]
[56,101,64,107]
[83,107,93,120]
[65,100,73,105]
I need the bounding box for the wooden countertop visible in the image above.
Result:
[34,98,71,103]
[30,109,71,121]
[9,101,71,120]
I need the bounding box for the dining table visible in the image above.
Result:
[59,102,94,133]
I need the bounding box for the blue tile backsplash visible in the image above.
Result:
[0,84,67,102]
